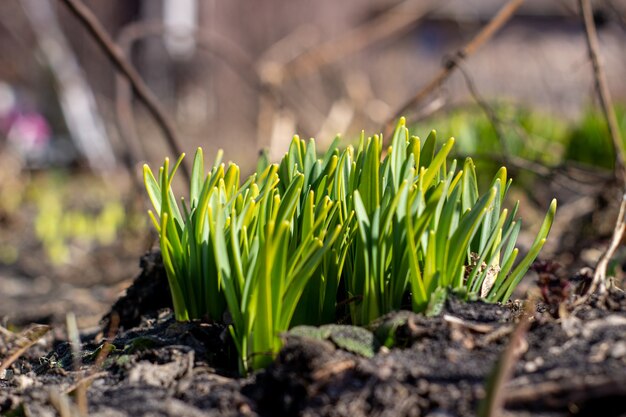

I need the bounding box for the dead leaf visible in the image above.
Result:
[0,324,51,375]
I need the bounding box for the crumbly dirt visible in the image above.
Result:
[1,257,626,417]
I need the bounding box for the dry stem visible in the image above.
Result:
[0,325,51,375]
[281,0,434,81]
[113,21,260,184]
[58,0,190,182]
[383,0,525,140]
[579,0,626,184]
[577,193,626,305]
[576,0,626,301]
[478,299,534,417]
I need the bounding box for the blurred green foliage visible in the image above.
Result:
[564,106,626,169]
[416,104,626,172]
[29,174,128,265]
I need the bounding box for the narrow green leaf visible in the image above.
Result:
[420,130,437,169]
[190,148,204,205]
[445,187,496,287]
[143,164,162,215]
[421,137,455,189]
[499,199,557,301]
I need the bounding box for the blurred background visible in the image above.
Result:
[1,0,626,328]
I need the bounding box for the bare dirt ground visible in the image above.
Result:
[2,251,626,417]
[1,163,625,416]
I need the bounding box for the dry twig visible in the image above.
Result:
[456,62,511,155]
[280,0,435,81]
[579,0,626,184]
[577,193,626,305]
[505,375,626,408]
[478,299,534,417]
[383,0,525,140]
[114,21,260,178]
[58,0,190,182]
[575,0,626,301]
[49,387,83,417]
[0,324,51,375]
[66,313,87,415]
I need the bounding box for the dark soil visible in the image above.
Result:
[2,256,626,417]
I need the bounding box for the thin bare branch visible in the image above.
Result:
[281,0,436,81]
[383,0,525,140]
[66,313,87,416]
[576,0,626,301]
[576,192,626,305]
[0,325,51,375]
[456,62,511,155]
[579,0,626,184]
[58,0,190,182]
[114,21,261,182]
[478,299,534,417]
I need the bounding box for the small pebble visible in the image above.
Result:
[524,361,537,373]
[16,374,34,390]
[611,341,626,359]
[377,364,392,380]
[589,342,610,363]
[525,356,544,372]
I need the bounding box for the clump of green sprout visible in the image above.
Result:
[144,118,556,374]
[33,186,126,265]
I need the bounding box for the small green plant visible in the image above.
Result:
[144,118,556,373]
[144,150,342,372]
[32,181,126,265]
[564,106,626,170]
